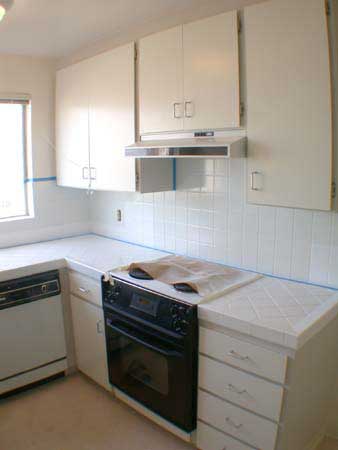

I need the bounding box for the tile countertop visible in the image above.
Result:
[0,233,337,352]
[199,276,338,351]
[0,234,166,282]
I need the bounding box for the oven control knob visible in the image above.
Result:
[180,320,189,335]
[107,286,120,302]
[172,319,181,331]
[170,304,179,314]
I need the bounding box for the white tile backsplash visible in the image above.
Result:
[90,159,338,288]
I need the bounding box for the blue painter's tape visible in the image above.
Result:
[172,159,177,191]
[24,177,57,183]
[92,232,338,292]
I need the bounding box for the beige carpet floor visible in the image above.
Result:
[0,374,193,450]
[319,438,338,450]
[1,373,338,450]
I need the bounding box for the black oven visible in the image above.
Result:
[102,276,198,432]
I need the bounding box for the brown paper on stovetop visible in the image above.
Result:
[128,255,258,297]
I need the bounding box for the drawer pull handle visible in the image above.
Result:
[78,287,90,294]
[173,102,182,118]
[250,171,261,191]
[227,383,247,395]
[228,350,250,361]
[96,320,104,334]
[226,417,243,429]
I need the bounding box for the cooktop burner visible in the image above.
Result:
[173,283,197,293]
[129,268,197,293]
[129,268,153,280]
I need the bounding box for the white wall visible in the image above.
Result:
[90,157,338,289]
[0,55,89,248]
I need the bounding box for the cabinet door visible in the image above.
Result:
[70,295,110,390]
[245,0,333,210]
[139,26,184,134]
[183,11,240,130]
[88,43,136,191]
[56,61,90,189]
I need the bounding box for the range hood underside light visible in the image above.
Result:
[125,137,247,158]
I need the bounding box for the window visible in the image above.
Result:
[0,99,32,221]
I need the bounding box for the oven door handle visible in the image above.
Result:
[106,320,183,359]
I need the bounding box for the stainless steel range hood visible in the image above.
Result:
[125,137,246,158]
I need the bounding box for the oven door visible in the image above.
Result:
[104,311,195,431]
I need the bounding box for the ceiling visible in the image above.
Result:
[0,0,264,60]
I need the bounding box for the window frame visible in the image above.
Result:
[0,97,33,222]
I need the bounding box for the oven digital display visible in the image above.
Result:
[130,293,159,317]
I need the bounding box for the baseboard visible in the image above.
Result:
[304,432,326,450]
[0,359,68,395]
[114,386,195,444]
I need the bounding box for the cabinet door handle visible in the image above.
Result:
[82,167,89,180]
[228,350,250,361]
[226,417,243,429]
[250,171,261,191]
[173,102,182,118]
[96,320,104,334]
[227,383,247,395]
[90,167,96,180]
[78,287,90,294]
[184,101,194,118]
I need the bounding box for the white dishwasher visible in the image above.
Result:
[0,270,67,396]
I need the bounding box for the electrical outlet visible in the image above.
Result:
[116,209,122,222]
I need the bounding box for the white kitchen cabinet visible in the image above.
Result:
[138,11,240,134]
[88,44,136,192]
[56,59,91,189]
[70,294,110,391]
[245,0,333,210]
[183,11,240,130]
[138,26,184,134]
[197,315,338,450]
[56,43,173,193]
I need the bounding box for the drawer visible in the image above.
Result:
[69,271,102,307]
[197,421,254,450]
[199,355,284,421]
[198,390,278,450]
[199,327,287,383]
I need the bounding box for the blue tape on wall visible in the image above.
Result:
[172,159,177,191]
[24,176,57,183]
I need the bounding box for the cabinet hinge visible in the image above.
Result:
[326,1,331,16]
[135,163,140,191]
[332,181,336,199]
[238,16,242,33]
[240,102,245,117]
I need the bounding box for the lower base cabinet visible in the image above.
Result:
[197,421,254,450]
[70,294,110,391]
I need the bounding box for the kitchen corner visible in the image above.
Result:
[1,0,338,449]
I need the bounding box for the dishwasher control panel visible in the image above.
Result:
[0,270,61,310]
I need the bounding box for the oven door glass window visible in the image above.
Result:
[118,335,169,395]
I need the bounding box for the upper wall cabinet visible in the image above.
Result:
[138,11,240,135]
[56,59,91,190]
[86,44,136,192]
[56,43,173,193]
[56,43,136,192]
[245,0,333,211]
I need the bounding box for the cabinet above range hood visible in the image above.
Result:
[125,136,246,158]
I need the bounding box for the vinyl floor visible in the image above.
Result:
[1,373,338,450]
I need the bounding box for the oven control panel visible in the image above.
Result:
[170,304,191,334]
[102,276,197,337]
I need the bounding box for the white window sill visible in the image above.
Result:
[0,214,35,224]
